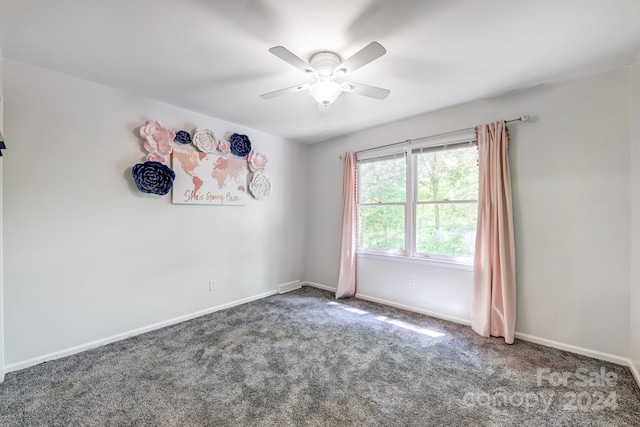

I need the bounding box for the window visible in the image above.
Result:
[357,142,478,264]
[358,154,406,252]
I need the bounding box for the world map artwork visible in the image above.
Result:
[171,148,248,205]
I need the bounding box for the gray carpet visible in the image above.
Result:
[0,286,639,426]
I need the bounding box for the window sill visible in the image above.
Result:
[357,251,473,271]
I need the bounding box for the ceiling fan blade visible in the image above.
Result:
[260,83,311,100]
[268,46,317,74]
[335,42,386,75]
[342,81,390,100]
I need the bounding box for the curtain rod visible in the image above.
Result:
[353,115,530,156]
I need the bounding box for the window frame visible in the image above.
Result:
[356,139,478,266]
[356,153,409,256]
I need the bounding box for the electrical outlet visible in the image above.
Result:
[209,280,217,291]
[408,278,416,288]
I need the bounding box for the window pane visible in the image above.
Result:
[358,205,405,251]
[416,203,477,258]
[417,146,478,202]
[358,157,406,203]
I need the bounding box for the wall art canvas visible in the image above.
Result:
[172,148,247,205]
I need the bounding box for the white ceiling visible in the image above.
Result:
[1,0,640,144]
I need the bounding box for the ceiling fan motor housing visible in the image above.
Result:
[309,51,342,77]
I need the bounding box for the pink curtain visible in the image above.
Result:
[336,152,358,298]
[472,121,516,344]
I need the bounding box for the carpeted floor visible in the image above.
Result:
[0,286,639,426]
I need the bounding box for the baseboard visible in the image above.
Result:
[4,289,277,375]
[278,280,302,294]
[355,293,472,326]
[514,332,629,366]
[302,281,336,292]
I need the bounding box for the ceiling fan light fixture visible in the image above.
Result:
[309,77,343,105]
[262,42,389,105]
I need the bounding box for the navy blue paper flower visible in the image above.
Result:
[230,133,252,157]
[174,130,192,145]
[132,161,175,195]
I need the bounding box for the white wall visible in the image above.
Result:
[306,68,631,358]
[630,51,640,377]
[2,59,307,366]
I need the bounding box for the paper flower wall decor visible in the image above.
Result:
[140,120,175,162]
[248,150,268,172]
[132,161,176,195]
[218,139,231,154]
[249,172,272,200]
[174,130,192,145]
[146,152,166,163]
[192,128,218,153]
[230,133,252,157]
[129,120,271,201]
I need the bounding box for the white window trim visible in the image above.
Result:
[357,251,473,271]
[357,138,477,268]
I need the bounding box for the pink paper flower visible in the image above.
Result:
[146,152,166,163]
[218,139,231,154]
[140,120,175,156]
[248,150,268,172]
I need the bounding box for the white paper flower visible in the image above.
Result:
[192,128,218,153]
[249,172,272,200]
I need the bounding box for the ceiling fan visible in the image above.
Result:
[260,42,390,106]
